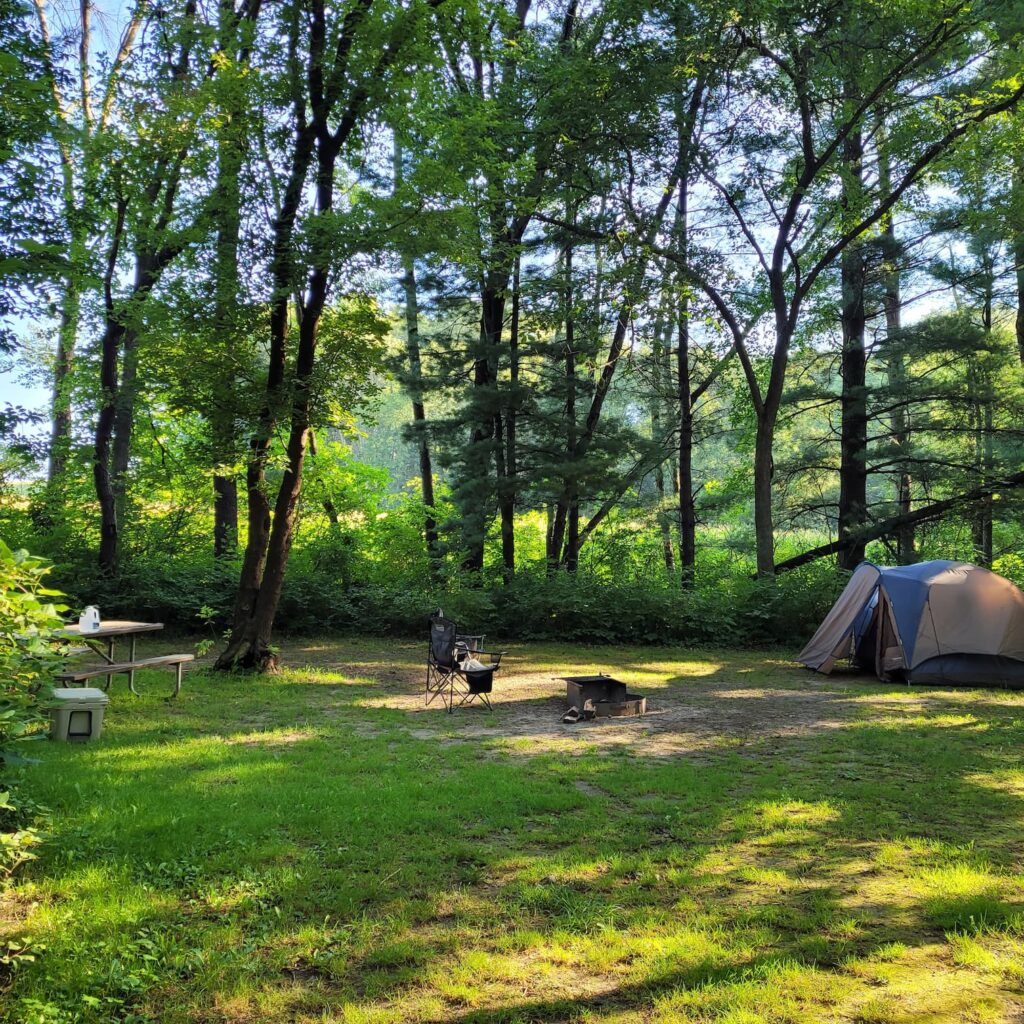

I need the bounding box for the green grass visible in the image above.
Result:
[3,640,1024,1023]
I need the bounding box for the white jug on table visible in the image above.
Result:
[78,606,101,632]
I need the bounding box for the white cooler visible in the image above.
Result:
[49,687,110,742]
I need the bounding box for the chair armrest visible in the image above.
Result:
[457,651,505,668]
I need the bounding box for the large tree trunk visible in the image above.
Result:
[972,283,995,566]
[837,126,868,570]
[562,225,579,573]
[94,199,127,575]
[219,78,316,644]
[219,139,334,671]
[101,248,176,571]
[210,0,264,557]
[752,409,777,578]
[674,174,695,587]
[221,319,318,670]
[462,284,503,572]
[877,126,914,562]
[216,0,411,670]
[211,59,244,557]
[752,274,794,579]
[881,238,913,562]
[47,267,80,488]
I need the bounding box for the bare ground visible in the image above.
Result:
[223,638,1014,759]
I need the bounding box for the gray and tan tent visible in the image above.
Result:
[798,560,1024,688]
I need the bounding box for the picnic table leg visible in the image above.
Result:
[128,636,140,696]
[105,638,115,691]
[172,661,182,698]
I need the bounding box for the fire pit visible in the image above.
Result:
[560,674,647,719]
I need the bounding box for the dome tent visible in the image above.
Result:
[797,560,1024,688]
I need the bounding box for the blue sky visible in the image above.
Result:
[1,0,136,419]
[1,359,49,412]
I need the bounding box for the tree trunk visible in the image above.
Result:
[497,255,520,582]
[231,455,273,630]
[1013,157,1024,366]
[973,285,995,566]
[394,138,438,566]
[876,123,914,562]
[219,93,316,642]
[837,125,868,570]
[752,408,777,578]
[219,141,334,671]
[403,252,440,564]
[110,318,139,522]
[211,48,244,557]
[652,315,675,574]
[104,248,174,567]
[214,475,239,556]
[974,399,994,566]
[47,269,80,488]
[95,320,127,575]
[94,199,127,575]
[674,174,695,587]
[562,224,579,573]
[216,0,412,669]
[565,500,580,573]
[462,285,503,572]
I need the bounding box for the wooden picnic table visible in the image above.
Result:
[58,620,164,695]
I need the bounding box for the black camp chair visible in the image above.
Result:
[426,610,505,713]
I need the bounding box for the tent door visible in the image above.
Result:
[875,590,906,680]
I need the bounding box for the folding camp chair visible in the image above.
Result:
[426,610,505,713]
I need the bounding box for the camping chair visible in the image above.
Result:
[426,610,505,713]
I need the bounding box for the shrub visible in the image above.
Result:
[0,540,66,879]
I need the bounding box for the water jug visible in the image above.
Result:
[78,606,101,633]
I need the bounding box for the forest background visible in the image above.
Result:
[1,0,1023,668]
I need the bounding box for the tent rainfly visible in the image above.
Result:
[797,560,1024,688]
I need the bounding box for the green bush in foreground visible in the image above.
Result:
[0,541,66,883]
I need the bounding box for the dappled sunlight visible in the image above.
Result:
[297,641,887,759]
[964,768,1024,798]
[223,727,322,747]
[9,638,1024,1022]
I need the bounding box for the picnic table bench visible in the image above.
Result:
[57,620,192,697]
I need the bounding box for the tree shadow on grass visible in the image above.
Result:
[9,662,1024,1021]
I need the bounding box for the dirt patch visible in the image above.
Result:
[390,671,850,757]
[225,729,316,748]
[276,640,1024,759]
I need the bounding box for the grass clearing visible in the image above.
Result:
[2,639,1024,1022]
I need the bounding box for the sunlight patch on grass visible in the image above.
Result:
[223,727,321,747]
[914,863,1012,932]
[7,639,1024,1023]
[743,798,842,836]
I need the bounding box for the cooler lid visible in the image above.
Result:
[51,687,110,705]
